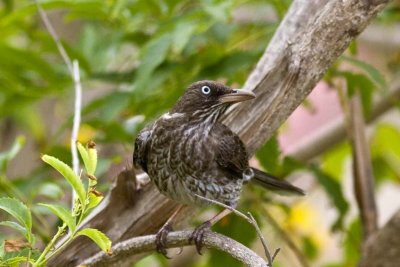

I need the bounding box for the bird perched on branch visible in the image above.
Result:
[133,80,304,256]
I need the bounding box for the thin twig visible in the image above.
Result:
[33,0,73,73]
[261,207,311,267]
[34,0,83,204]
[71,60,82,175]
[80,230,268,267]
[195,194,277,266]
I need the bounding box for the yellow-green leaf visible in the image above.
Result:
[39,203,76,233]
[87,190,103,210]
[87,141,97,176]
[41,155,86,205]
[77,142,90,172]
[77,228,112,255]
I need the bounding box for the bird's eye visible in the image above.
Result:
[201,86,211,95]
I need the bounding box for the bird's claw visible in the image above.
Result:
[155,223,173,258]
[189,221,212,255]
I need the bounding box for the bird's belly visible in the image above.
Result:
[147,132,243,207]
[151,170,243,207]
[148,149,243,207]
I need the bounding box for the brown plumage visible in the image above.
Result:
[133,80,304,255]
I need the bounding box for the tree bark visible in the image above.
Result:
[360,210,400,267]
[48,0,389,266]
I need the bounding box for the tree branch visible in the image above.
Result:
[287,81,400,161]
[349,92,378,240]
[80,231,268,267]
[47,0,389,266]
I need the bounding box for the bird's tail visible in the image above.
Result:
[250,167,305,196]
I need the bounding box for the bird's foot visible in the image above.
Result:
[189,221,212,255]
[155,223,173,258]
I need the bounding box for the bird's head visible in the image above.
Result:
[170,80,255,120]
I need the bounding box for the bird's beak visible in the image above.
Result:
[219,89,256,103]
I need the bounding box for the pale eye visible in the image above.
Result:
[201,86,211,95]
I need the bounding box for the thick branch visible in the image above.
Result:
[48,0,389,266]
[80,231,268,267]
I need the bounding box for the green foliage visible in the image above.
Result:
[343,219,362,266]
[0,136,25,174]
[0,198,33,244]
[0,142,110,266]
[77,228,112,255]
[41,155,86,207]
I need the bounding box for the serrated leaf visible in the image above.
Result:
[342,56,388,90]
[0,198,32,237]
[77,228,112,255]
[39,203,76,233]
[309,165,349,231]
[0,221,27,238]
[41,155,86,206]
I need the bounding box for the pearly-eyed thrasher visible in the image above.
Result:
[133,80,304,256]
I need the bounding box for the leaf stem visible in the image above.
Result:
[33,224,66,266]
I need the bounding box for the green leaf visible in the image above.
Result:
[172,22,197,55]
[342,71,375,117]
[309,165,349,231]
[87,190,103,210]
[133,34,172,93]
[342,56,388,90]
[0,198,32,243]
[0,135,25,173]
[322,143,350,181]
[77,228,112,255]
[87,143,97,176]
[41,155,86,206]
[343,219,361,265]
[37,183,63,199]
[256,135,280,174]
[39,203,76,233]
[0,221,27,238]
[77,141,97,177]
[77,142,90,172]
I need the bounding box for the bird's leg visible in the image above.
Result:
[189,208,232,254]
[155,204,184,258]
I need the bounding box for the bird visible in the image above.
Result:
[133,80,304,256]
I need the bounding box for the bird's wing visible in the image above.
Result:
[133,123,153,172]
[212,123,249,179]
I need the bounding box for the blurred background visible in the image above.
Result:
[1,0,400,266]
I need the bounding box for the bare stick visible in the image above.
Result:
[33,0,73,73]
[34,1,83,202]
[71,60,82,175]
[195,194,278,266]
